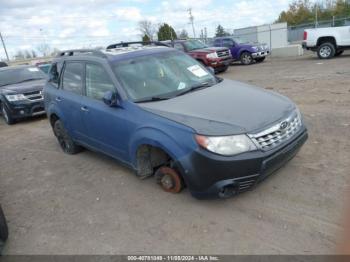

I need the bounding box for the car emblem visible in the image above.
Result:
[280,121,289,131]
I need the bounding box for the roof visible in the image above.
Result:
[54,46,175,63]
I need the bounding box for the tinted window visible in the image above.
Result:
[86,63,115,100]
[222,39,234,47]
[0,67,45,87]
[174,43,185,51]
[213,39,221,46]
[62,62,83,94]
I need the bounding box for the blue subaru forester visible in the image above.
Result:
[44,45,308,199]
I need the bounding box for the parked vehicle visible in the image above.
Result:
[162,39,232,73]
[302,26,350,59]
[45,47,307,199]
[0,61,8,68]
[0,65,46,125]
[0,205,8,246]
[213,37,270,65]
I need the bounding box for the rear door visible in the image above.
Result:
[79,62,130,160]
[59,61,87,141]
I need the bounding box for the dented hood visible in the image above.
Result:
[139,79,295,136]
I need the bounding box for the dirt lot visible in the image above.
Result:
[0,52,349,255]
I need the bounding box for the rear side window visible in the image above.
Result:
[222,38,234,47]
[213,39,221,46]
[85,63,115,100]
[62,62,83,94]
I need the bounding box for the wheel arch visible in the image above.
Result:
[317,36,337,47]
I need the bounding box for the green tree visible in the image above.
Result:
[178,29,189,39]
[142,34,151,42]
[215,24,230,37]
[157,23,177,41]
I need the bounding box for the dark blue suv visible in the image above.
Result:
[44,46,308,199]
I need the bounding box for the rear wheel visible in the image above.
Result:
[255,57,266,63]
[53,120,82,154]
[155,167,184,193]
[1,103,15,125]
[317,42,335,59]
[240,52,253,65]
[335,50,344,57]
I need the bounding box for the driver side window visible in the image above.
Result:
[85,63,115,101]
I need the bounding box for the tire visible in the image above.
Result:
[1,103,15,125]
[317,42,335,59]
[240,52,253,65]
[335,50,344,57]
[215,66,228,74]
[0,205,8,243]
[255,57,266,63]
[53,120,82,154]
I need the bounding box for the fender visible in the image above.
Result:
[128,126,190,169]
[238,47,254,57]
[46,101,66,128]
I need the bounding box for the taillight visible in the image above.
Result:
[303,31,308,40]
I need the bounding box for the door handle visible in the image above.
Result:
[55,97,62,102]
[81,106,89,112]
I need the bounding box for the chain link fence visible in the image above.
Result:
[288,16,350,42]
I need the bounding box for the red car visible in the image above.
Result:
[164,39,232,73]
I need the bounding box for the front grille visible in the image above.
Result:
[249,112,302,151]
[217,50,230,57]
[24,90,43,101]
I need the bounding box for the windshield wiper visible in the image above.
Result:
[135,96,171,103]
[175,82,213,97]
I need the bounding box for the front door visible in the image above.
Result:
[80,62,131,161]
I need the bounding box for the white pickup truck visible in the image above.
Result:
[302,26,350,59]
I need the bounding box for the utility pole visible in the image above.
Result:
[315,4,318,28]
[0,31,9,61]
[188,8,196,38]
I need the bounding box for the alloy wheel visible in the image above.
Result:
[320,46,331,58]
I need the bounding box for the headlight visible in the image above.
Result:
[252,46,258,52]
[195,134,257,156]
[206,52,218,59]
[5,94,27,102]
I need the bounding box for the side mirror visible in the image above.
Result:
[103,90,119,107]
[206,66,215,75]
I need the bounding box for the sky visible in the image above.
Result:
[0,0,291,60]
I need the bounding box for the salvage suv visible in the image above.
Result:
[44,47,307,199]
[213,37,270,65]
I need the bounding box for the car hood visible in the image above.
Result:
[0,79,46,94]
[139,79,295,136]
[188,46,228,54]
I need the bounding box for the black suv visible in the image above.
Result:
[0,65,46,125]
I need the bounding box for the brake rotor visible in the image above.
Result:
[155,167,183,193]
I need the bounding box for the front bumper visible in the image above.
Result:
[177,127,308,199]
[252,50,270,58]
[3,99,45,119]
[207,57,233,69]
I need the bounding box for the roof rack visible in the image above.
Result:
[56,49,107,58]
[106,41,168,50]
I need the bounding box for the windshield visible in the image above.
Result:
[0,67,46,87]
[232,37,250,44]
[183,40,208,51]
[113,51,217,102]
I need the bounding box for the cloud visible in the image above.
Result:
[0,0,291,60]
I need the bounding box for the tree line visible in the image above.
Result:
[276,0,350,26]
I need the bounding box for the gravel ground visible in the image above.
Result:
[0,52,349,255]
